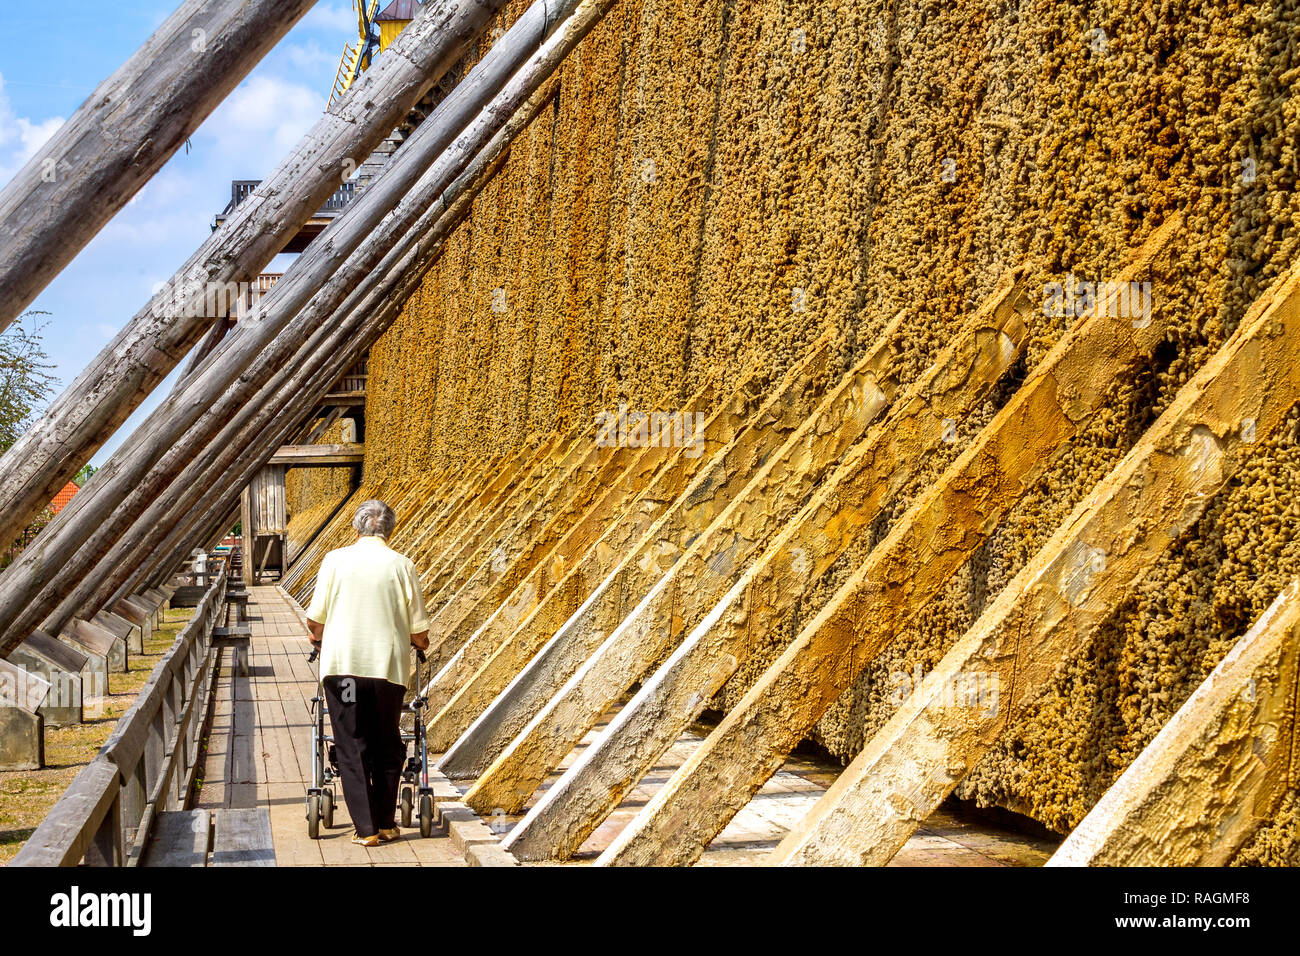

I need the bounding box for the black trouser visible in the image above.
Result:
[323,674,406,837]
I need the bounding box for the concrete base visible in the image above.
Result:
[62,619,122,676]
[0,707,44,771]
[114,597,153,649]
[8,636,84,728]
[97,609,142,657]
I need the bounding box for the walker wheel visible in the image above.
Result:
[322,789,335,829]
[419,793,433,838]
[307,794,321,840]
[400,787,413,828]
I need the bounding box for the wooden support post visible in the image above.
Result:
[0,0,610,654]
[0,0,508,552]
[67,79,565,627]
[0,659,49,771]
[0,0,319,331]
[426,384,716,685]
[503,274,1035,859]
[85,73,558,623]
[416,432,592,609]
[596,219,1187,866]
[460,321,903,814]
[63,618,124,675]
[9,631,88,728]
[426,340,839,753]
[240,488,255,587]
[1049,580,1300,866]
[421,423,636,655]
[762,275,1300,866]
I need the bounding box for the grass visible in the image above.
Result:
[0,606,194,865]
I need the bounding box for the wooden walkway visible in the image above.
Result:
[191,586,1055,867]
[193,586,465,866]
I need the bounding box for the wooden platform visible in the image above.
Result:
[191,586,466,866]
[186,587,1055,867]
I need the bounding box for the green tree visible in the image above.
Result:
[74,463,97,486]
[0,311,57,452]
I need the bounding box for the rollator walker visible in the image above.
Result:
[304,646,435,839]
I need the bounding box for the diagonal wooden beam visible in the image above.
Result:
[103,74,570,617]
[425,387,716,670]
[428,337,840,756]
[0,0,612,653]
[461,320,905,814]
[765,278,1300,865]
[416,428,597,610]
[0,0,321,331]
[502,272,1036,859]
[401,439,571,578]
[420,377,746,718]
[1048,579,1300,867]
[0,0,507,551]
[596,218,1188,866]
[427,337,833,755]
[421,349,827,739]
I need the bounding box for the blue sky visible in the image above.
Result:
[0,1,363,465]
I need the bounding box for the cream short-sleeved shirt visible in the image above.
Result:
[306,535,430,687]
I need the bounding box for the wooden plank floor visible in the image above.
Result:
[195,587,1056,867]
[193,586,466,866]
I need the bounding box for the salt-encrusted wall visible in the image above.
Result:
[351,0,1300,855]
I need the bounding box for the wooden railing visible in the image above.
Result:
[218,179,355,218]
[10,574,227,866]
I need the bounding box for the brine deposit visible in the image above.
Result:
[327,0,1300,857]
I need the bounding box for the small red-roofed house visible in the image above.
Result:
[49,481,79,514]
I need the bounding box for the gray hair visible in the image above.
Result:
[353,499,396,538]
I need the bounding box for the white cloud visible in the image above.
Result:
[201,74,325,163]
[0,72,65,184]
[285,40,341,74]
[303,3,359,35]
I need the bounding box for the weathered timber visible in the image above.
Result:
[459,320,903,813]
[60,77,571,632]
[596,219,1186,866]
[142,810,211,867]
[0,0,507,552]
[0,0,608,653]
[504,274,1036,859]
[426,339,838,754]
[267,443,365,466]
[92,69,562,622]
[64,618,126,673]
[210,807,275,866]
[0,659,49,770]
[763,276,1300,866]
[425,386,717,693]
[9,631,88,727]
[0,0,318,330]
[1050,581,1300,866]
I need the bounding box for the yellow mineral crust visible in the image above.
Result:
[303,0,1300,857]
